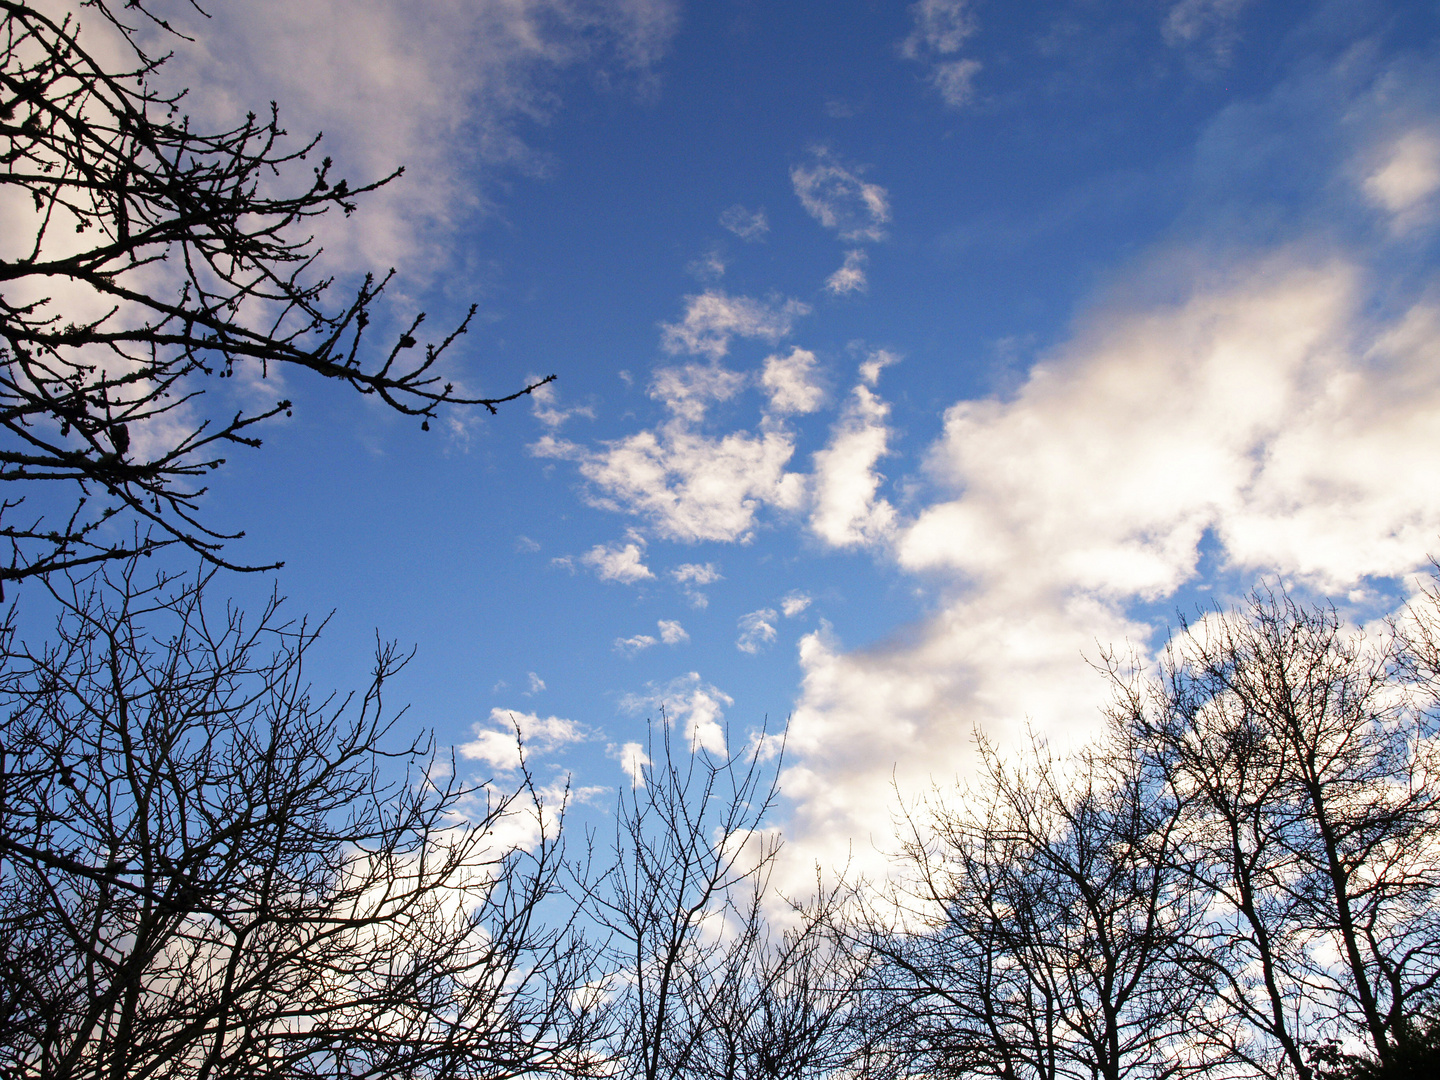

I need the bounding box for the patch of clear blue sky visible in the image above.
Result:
[69,0,1440,800]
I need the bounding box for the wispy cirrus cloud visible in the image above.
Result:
[720,204,769,241]
[791,151,891,243]
[1162,0,1254,57]
[900,0,982,109]
[165,0,681,276]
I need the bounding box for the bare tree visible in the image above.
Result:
[0,0,550,589]
[868,728,1208,1080]
[1116,587,1440,1079]
[0,562,599,1080]
[584,723,866,1080]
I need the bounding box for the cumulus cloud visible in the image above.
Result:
[720,204,769,241]
[1363,128,1440,231]
[615,633,659,655]
[672,562,723,607]
[761,348,826,415]
[780,249,1440,883]
[661,291,810,359]
[622,673,732,753]
[460,709,592,771]
[825,249,869,296]
[858,348,901,386]
[781,591,812,618]
[672,563,723,586]
[582,540,655,583]
[526,672,546,695]
[809,385,896,549]
[737,609,780,654]
[791,151,891,243]
[650,363,749,421]
[658,619,690,644]
[536,422,806,543]
[611,740,652,787]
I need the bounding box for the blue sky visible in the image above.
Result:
[68,0,1440,879]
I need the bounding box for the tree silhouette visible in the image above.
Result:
[0,0,550,590]
[0,562,599,1080]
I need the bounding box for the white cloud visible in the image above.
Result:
[900,0,981,110]
[672,563,723,608]
[164,0,680,275]
[1162,0,1252,52]
[791,151,891,243]
[902,0,977,57]
[661,291,810,359]
[581,540,655,583]
[615,633,659,655]
[809,385,896,549]
[530,379,595,429]
[672,563,723,586]
[1363,128,1440,230]
[539,422,806,542]
[761,348,826,415]
[460,709,591,771]
[825,249,869,296]
[780,249,1440,883]
[526,672,546,695]
[737,609,779,654]
[658,619,689,644]
[895,253,1418,594]
[858,348,901,386]
[781,591,812,618]
[931,59,982,109]
[622,673,732,754]
[611,740,652,787]
[688,247,728,281]
[720,204,769,241]
[650,363,749,421]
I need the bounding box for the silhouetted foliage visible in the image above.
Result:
[864,728,1209,1080]
[867,584,1440,1080]
[1118,588,1440,1079]
[0,0,550,590]
[0,563,598,1080]
[585,724,868,1080]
